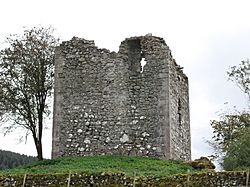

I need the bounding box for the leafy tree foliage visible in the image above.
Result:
[228,59,250,99]
[0,149,36,170]
[210,59,250,170]
[0,26,59,160]
[211,111,250,153]
[223,127,250,170]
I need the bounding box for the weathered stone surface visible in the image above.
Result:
[52,35,191,160]
[187,157,216,170]
[0,172,249,186]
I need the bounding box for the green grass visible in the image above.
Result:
[0,155,197,177]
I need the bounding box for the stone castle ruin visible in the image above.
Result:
[52,34,191,160]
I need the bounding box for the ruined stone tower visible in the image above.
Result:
[52,35,191,160]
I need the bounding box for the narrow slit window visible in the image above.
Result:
[178,98,181,126]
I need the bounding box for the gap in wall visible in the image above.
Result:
[140,58,146,73]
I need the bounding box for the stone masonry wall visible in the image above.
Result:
[52,34,191,160]
[169,59,191,160]
[1,172,249,186]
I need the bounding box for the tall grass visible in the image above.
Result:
[0,155,196,177]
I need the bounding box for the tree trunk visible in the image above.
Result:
[34,97,45,161]
[36,139,43,161]
[37,102,44,161]
[32,131,43,161]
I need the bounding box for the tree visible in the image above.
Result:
[228,59,250,100]
[0,149,36,170]
[210,59,250,170]
[210,111,250,153]
[223,127,250,170]
[0,26,59,160]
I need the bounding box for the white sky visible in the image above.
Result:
[0,0,250,160]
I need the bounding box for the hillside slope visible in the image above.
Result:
[1,155,196,177]
[0,149,36,170]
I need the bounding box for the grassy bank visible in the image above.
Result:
[0,155,196,177]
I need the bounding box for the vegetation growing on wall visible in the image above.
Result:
[0,171,248,187]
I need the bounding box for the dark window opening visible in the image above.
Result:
[127,39,146,74]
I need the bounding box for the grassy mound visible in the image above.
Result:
[0,155,197,177]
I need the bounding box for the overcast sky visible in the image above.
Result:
[0,0,249,160]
